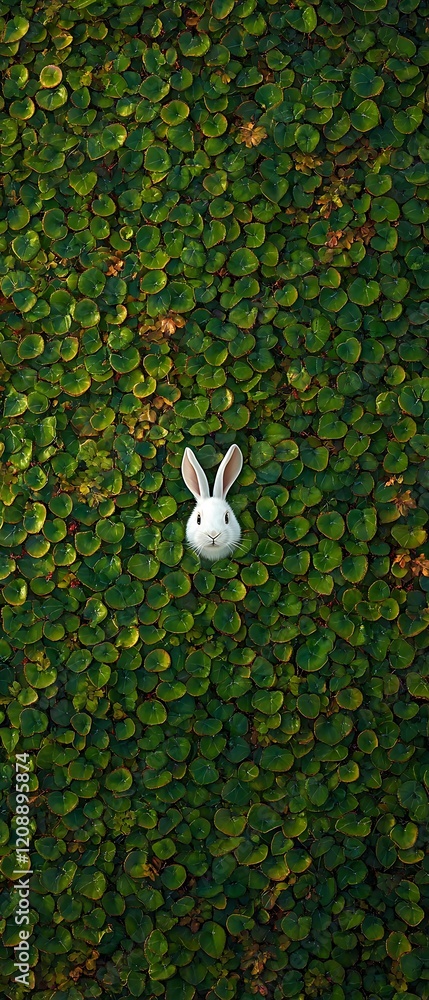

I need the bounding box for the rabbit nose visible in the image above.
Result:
[208,532,220,540]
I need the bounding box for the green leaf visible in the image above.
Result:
[140,270,168,294]
[393,106,424,134]
[12,231,40,261]
[395,900,425,926]
[73,298,100,327]
[350,66,384,98]
[74,868,106,900]
[348,277,380,305]
[60,369,91,396]
[317,511,345,540]
[336,337,361,363]
[4,16,30,43]
[140,76,171,102]
[199,922,226,959]
[144,145,172,172]
[69,170,97,196]
[284,6,317,32]
[386,931,411,960]
[315,712,353,746]
[160,101,189,125]
[350,99,380,132]
[47,790,79,815]
[213,602,242,634]
[296,632,335,672]
[248,803,282,832]
[252,690,283,714]
[347,507,377,541]
[137,701,167,725]
[318,413,348,439]
[18,334,44,359]
[39,64,63,87]
[295,123,319,152]
[228,248,259,276]
[168,281,195,312]
[260,746,294,771]
[391,524,427,548]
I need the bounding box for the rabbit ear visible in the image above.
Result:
[213,445,243,499]
[181,448,210,500]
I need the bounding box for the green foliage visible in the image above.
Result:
[1,0,429,998]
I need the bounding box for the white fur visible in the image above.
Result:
[181,445,243,561]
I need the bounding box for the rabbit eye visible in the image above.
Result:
[197,513,201,525]
[225,512,229,524]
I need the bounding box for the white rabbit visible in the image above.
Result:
[181,444,243,561]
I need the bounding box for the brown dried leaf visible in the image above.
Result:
[393,490,417,516]
[237,122,267,148]
[139,314,185,341]
[386,475,403,487]
[316,192,344,218]
[392,551,411,569]
[158,314,185,334]
[410,555,429,577]
[326,229,343,248]
[293,152,323,175]
[106,255,124,277]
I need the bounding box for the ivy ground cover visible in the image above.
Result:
[1,0,429,998]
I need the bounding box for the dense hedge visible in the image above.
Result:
[1,0,429,997]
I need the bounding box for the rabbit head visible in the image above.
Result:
[181,444,243,561]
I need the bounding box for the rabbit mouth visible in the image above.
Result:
[207,534,221,546]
